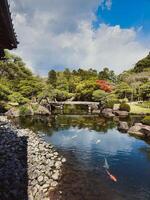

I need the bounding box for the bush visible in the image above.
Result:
[8,92,29,104]
[119,102,130,112]
[106,94,119,109]
[19,105,33,116]
[142,116,150,125]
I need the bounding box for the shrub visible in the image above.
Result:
[106,94,119,109]
[8,92,29,104]
[19,105,33,116]
[142,116,150,125]
[119,102,130,112]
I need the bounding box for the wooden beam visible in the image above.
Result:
[0,0,18,51]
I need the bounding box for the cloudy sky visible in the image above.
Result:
[10,0,150,75]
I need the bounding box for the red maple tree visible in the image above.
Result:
[96,80,113,93]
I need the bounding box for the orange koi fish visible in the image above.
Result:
[106,170,117,182]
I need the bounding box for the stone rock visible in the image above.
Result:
[62,158,66,163]
[113,110,129,117]
[52,172,59,180]
[102,108,115,118]
[51,181,58,187]
[5,108,20,117]
[42,183,50,189]
[118,121,129,132]
[0,116,65,200]
[55,161,62,169]
[128,123,150,138]
[141,126,150,136]
[128,124,144,137]
[34,105,51,115]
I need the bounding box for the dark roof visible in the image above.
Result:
[0,0,18,51]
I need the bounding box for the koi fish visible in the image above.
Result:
[96,139,101,144]
[71,135,77,139]
[103,158,109,170]
[106,170,117,182]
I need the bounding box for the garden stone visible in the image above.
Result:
[118,121,129,132]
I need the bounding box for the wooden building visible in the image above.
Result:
[0,0,18,58]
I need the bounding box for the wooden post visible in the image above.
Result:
[88,105,92,113]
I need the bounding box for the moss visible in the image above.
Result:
[31,104,39,112]
[142,116,150,126]
[119,102,131,112]
[19,105,33,116]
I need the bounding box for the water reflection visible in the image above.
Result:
[13,114,150,200]
[13,115,116,134]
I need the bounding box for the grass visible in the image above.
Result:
[129,104,150,114]
[114,101,150,115]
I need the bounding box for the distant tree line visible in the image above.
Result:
[0,51,150,112]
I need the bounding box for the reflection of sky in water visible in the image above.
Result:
[44,126,150,199]
[46,127,136,155]
[44,127,150,169]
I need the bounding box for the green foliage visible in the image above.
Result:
[76,80,98,100]
[133,53,150,73]
[106,94,119,109]
[0,83,11,100]
[98,67,117,82]
[48,70,57,86]
[140,82,150,100]
[8,92,29,104]
[139,101,150,108]
[54,89,74,101]
[1,50,150,112]
[0,51,32,81]
[119,102,131,112]
[18,77,44,99]
[142,116,150,125]
[37,84,55,101]
[115,82,133,100]
[92,90,107,102]
[19,105,33,116]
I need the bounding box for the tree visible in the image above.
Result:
[18,77,44,99]
[63,68,71,81]
[96,80,113,92]
[8,92,29,104]
[140,82,150,101]
[54,89,74,101]
[48,70,57,87]
[115,82,133,100]
[98,67,117,82]
[0,83,11,100]
[76,80,98,100]
[92,90,107,102]
[133,52,150,72]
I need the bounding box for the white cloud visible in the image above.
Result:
[101,0,112,10]
[10,0,149,75]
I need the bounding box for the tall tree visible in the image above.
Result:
[48,70,57,87]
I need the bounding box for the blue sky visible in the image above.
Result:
[94,0,150,34]
[11,0,149,75]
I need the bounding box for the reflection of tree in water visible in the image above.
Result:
[12,115,117,135]
[12,116,54,135]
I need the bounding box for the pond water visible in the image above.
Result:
[13,113,150,200]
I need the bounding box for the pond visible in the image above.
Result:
[13,114,150,200]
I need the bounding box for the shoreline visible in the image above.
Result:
[0,116,66,200]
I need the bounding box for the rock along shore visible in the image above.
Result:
[0,116,66,200]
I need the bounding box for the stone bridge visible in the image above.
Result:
[48,101,100,112]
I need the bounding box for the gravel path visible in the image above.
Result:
[0,116,66,200]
